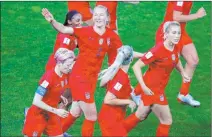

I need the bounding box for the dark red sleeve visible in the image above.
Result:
[173,1,184,12]
[107,32,123,66]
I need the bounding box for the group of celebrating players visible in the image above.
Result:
[22,1,207,137]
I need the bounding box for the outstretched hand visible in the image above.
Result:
[42,8,54,23]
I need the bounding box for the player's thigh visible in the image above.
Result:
[23,113,46,136]
[135,100,151,120]
[79,101,97,120]
[152,104,172,124]
[181,43,199,64]
[70,101,82,117]
[45,115,63,136]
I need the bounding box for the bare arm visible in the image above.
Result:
[133,51,144,59]
[33,93,69,118]
[175,59,184,73]
[175,60,191,82]
[132,59,146,88]
[104,92,132,106]
[173,7,206,22]
[132,59,154,95]
[42,8,74,34]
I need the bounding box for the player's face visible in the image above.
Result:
[71,13,82,27]
[93,7,108,27]
[60,58,75,74]
[166,25,181,44]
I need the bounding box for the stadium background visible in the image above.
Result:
[1,1,211,136]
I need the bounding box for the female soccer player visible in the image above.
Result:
[122,21,190,137]
[45,10,82,111]
[155,2,206,107]
[98,46,137,136]
[22,48,75,137]
[45,10,81,71]
[42,5,124,136]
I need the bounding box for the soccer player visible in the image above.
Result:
[98,46,137,136]
[42,5,124,136]
[45,10,81,71]
[22,48,75,136]
[45,10,82,112]
[122,21,191,136]
[155,1,206,107]
[67,2,93,26]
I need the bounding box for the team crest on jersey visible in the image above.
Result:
[171,54,176,61]
[85,92,90,99]
[160,94,164,101]
[99,38,104,45]
[61,81,64,87]
[32,131,38,137]
[107,38,110,46]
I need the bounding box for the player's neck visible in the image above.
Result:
[55,66,63,77]
[164,40,175,52]
[93,26,106,36]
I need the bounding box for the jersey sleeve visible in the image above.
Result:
[107,32,123,65]
[54,34,77,52]
[39,72,53,90]
[173,1,184,12]
[140,47,158,65]
[107,72,125,96]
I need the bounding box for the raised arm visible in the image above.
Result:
[173,7,206,22]
[42,8,74,34]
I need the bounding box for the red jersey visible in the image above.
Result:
[37,69,69,108]
[164,1,193,30]
[71,26,122,81]
[140,43,179,94]
[96,1,118,30]
[45,33,77,71]
[99,69,132,123]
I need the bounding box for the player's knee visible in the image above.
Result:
[161,116,172,125]
[135,111,149,121]
[84,110,97,121]
[85,114,97,121]
[187,56,199,68]
[71,111,81,118]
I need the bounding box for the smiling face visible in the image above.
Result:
[70,13,82,27]
[93,6,109,28]
[166,25,181,44]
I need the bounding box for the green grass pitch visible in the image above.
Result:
[1,1,211,136]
